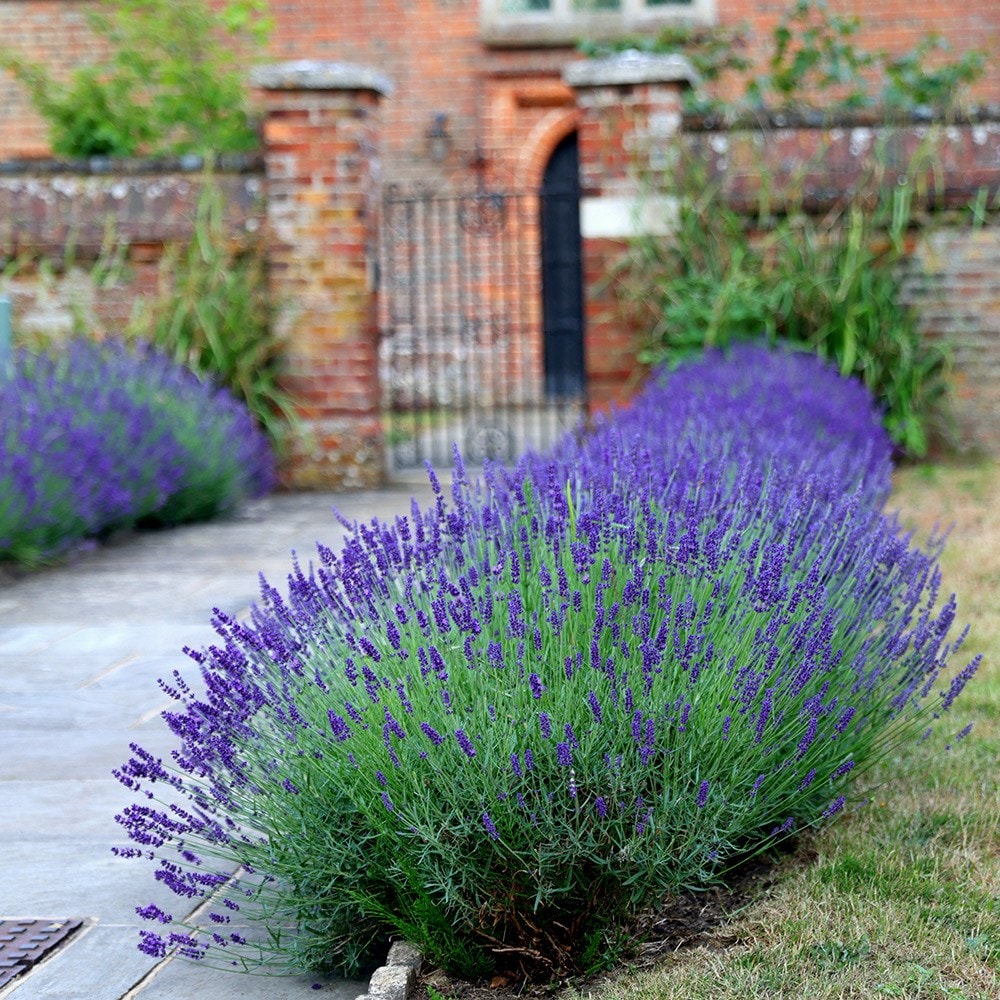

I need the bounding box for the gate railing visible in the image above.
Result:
[379,185,585,472]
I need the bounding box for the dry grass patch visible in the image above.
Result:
[559,460,1000,1000]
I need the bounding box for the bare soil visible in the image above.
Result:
[410,854,781,1000]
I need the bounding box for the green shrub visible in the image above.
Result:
[126,180,299,454]
[626,171,951,458]
[1,0,270,157]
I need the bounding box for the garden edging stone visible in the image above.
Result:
[357,940,422,1000]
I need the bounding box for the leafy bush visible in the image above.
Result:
[582,0,986,119]
[115,346,978,980]
[0,338,274,564]
[592,1,983,460]
[626,174,952,459]
[0,0,270,157]
[126,181,298,455]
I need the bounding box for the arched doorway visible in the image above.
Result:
[539,132,585,399]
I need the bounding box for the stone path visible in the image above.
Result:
[0,483,435,999]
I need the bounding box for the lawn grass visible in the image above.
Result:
[567,459,1000,1000]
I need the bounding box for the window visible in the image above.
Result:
[483,0,715,48]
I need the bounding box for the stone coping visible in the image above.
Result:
[563,51,699,89]
[357,940,422,1000]
[251,60,394,96]
[684,104,1000,132]
[0,152,264,177]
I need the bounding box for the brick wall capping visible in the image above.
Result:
[0,152,264,177]
[251,60,393,96]
[684,103,1000,133]
[563,52,699,90]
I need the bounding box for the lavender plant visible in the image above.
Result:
[115,345,979,979]
[0,338,274,563]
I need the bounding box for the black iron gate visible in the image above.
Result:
[379,183,586,472]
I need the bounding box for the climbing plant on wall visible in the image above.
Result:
[0,0,272,157]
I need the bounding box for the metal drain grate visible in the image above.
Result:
[0,919,84,988]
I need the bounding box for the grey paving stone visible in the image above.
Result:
[0,840,185,926]
[0,725,178,781]
[0,484,439,997]
[0,690,170,732]
[2,922,158,1000]
[131,956,367,999]
[1,777,132,833]
[0,626,69,655]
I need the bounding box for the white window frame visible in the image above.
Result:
[481,0,717,48]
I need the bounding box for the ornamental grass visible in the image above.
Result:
[115,344,979,980]
[0,337,274,564]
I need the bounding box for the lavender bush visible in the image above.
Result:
[1,338,274,563]
[115,345,979,979]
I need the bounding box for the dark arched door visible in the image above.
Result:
[540,133,585,399]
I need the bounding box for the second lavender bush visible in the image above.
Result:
[0,338,274,563]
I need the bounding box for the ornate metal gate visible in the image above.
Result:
[379,183,586,472]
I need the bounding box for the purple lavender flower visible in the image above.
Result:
[327,711,351,742]
[696,780,710,809]
[136,904,173,924]
[482,812,499,840]
[539,713,552,739]
[822,796,847,818]
[834,707,856,735]
[137,930,168,958]
[2,338,273,562]
[420,723,444,745]
[796,715,819,759]
[771,816,795,836]
[528,673,544,699]
[755,689,773,745]
[587,691,603,723]
[556,742,573,767]
[454,729,477,758]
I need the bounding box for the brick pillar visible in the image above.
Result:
[252,61,391,489]
[564,53,697,413]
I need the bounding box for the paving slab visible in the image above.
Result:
[0,923,158,1000]
[0,481,438,998]
[130,957,368,999]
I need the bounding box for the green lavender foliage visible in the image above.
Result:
[116,348,978,981]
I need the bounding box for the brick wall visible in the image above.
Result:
[0,0,106,159]
[0,65,394,490]
[720,0,1000,110]
[0,158,262,341]
[253,62,390,489]
[3,1,998,178]
[906,229,1000,455]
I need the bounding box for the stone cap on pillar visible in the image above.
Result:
[563,51,699,90]
[251,60,394,95]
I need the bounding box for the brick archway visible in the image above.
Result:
[516,108,582,194]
